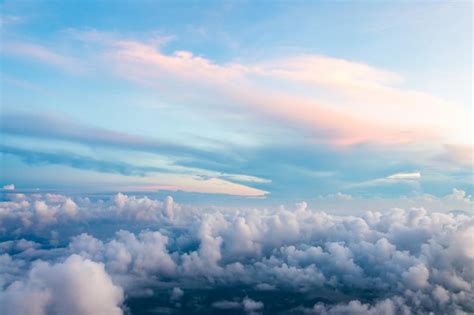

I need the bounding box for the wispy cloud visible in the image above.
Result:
[1,143,272,196]
[0,145,170,177]
[74,32,469,147]
[1,41,85,73]
[387,172,421,181]
[1,111,230,163]
[6,32,469,148]
[347,171,422,190]
[0,15,23,26]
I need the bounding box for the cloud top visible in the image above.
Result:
[0,192,472,314]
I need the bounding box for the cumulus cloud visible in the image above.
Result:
[243,297,264,312]
[2,184,15,190]
[0,192,473,313]
[311,297,411,315]
[0,254,124,315]
[71,229,176,276]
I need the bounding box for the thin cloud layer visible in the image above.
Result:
[4,31,471,148]
[99,35,467,146]
[2,29,472,197]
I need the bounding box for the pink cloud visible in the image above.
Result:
[7,33,470,148]
[437,144,474,168]
[96,37,466,146]
[121,177,269,197]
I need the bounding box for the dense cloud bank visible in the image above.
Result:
[0,254,124,315]
[0,192,473,314]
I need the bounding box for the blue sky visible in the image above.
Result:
[1,0,472,205]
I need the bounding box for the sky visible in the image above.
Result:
[1,0,473,207]
[1,2,474,315]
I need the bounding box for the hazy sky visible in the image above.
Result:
[1,0,472,203]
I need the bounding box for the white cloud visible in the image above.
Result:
[387,172,421,180]
[312,297,410,315]
[219,174,272,184]
[0,192,473,313]
[0,255,124,315]
[2,184,15,191]
[9,32,471,148]
[347,172,422,190]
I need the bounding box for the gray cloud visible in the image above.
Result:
[1,111,232,164]
[1,145,171,177]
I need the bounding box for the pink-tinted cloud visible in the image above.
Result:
[94,36,467,146]
[121,176,269,197]
[436,144,474,168]
[5,33,470,149]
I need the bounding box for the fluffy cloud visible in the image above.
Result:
[2,184,15,190]
[311,297,411,315]
[0,193,80,234]
[0,254,124,315]
[71,229,176,276]
[0,192,473,313]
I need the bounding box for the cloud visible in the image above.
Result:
[1,112,217,162]
[2,119,271,196]
[348,171,422,190]
[315,188,473,214]
[80,33,470,147]
[386,172,421,180]
[3,35,472,197]
[2,184,15,191]
[312,297,411,315]
[212,297,264,313]
[318,192,353,201]
[170,287,183,301]
[0,254,124,315]
[436,144,474,168]
[1,189,472,238]
[217,174,272,184]
[1,141,270,197]
[7,33,470,148]
[1,192,473,313]
[71,229,176,276]
[1,42,85,73]
[243,297,264,312]
[149,177,268,196]
[0,145,168,177]
[0,15,23,26]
